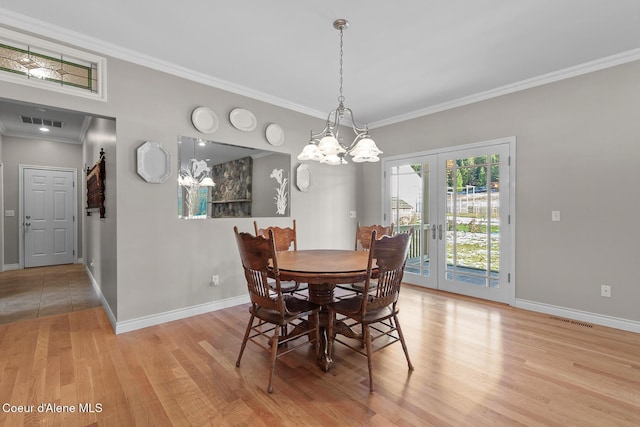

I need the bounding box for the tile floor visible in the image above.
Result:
[0,264,101,325]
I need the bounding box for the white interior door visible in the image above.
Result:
[23,167,76,268]
[384,139,514,304]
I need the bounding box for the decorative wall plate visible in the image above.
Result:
[265,123,285,146]
[229,108,257,131]
[137,141,171,183]
[191,106,219,134]
[296,164,311,192]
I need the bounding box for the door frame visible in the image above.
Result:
[18,164,78,269]
[381,136,517,306]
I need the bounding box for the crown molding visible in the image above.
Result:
[0,8,326,120]
[2,8,639,129]
[369,48,640,129]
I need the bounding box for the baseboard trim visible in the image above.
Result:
[114,294,250,335]
[515,299,640,333]
[84,266,118,332]
[3,263,19,271]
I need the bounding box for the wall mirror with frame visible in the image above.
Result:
[178,136,291,219]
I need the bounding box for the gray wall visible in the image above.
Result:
[362,60,640,322]
[4,33,635,328]
[0,54,357,323]
[1,136,83,265]
[83,116,118,317]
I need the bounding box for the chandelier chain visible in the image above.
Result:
[338,27,344,104]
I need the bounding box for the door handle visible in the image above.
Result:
[431,224,436,240]
[438,224,443,240]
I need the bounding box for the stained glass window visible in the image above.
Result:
[0,43,97,92]
[0,27,105,100]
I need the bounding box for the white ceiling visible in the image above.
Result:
[1,0,639,141]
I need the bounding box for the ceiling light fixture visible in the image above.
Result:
[39,126,50,132]
[297,19,382,165]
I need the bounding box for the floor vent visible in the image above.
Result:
[19,115,64,128]
[549,316,593,328]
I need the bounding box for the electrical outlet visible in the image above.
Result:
[600,284,611,298]
[211,275,220,286]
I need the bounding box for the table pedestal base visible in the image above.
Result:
[308,283,335,371]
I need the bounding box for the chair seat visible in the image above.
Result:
[331,296,397,323]
[252,296,320,324]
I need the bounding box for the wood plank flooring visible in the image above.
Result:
[0,283,639,426]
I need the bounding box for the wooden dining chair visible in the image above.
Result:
[234,226,320,394]
[354,222,394,251]
[254,220,307,296]
[336,222,395,297]
[327,228,414,393]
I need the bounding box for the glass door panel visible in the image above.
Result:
[439,145,510,303]
[387,155,437,288]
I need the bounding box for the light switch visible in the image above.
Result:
[349,211,357,218]
[5,210,14,217]
[551,211,560,221]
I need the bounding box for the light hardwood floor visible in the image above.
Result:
[0,282,639,426]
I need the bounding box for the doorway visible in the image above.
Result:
[20,165,77,268]
[383,137,515,304]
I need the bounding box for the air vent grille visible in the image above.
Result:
[19,115,64,128]
[549,316,593,328]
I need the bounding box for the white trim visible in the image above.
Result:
[370,48,640,128]
[1,130,82,145]
[86,261,250,334]
[0,25,107,102]
[2,263,19,271]
[516,299,640,334]
[84,265,117,331]
[3,8,638,125]
[114,294,250,335]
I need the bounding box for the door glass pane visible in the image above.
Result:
[390,164,428,276]
[445,154,500,286]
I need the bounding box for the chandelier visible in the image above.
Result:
[297,19,382,165]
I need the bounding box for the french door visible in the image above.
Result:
[384,139,514,304]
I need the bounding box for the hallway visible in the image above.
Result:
[0,264,100,325]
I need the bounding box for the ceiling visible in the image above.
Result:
[0,0,639,142]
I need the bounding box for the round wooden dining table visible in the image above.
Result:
[274,249,371,371]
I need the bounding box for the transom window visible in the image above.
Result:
[0,27,106,101]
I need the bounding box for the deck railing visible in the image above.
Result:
[398,225,422,259]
